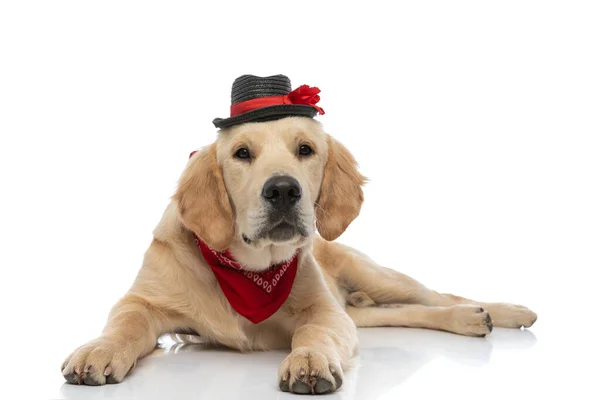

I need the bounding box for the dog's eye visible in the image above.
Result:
[298,145,313,157]
[234,148,250,159]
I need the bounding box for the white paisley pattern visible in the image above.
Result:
[195,236,297,295]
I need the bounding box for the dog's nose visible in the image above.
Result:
[262,176,302,211]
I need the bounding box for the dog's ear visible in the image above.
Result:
[173,143,234,251]
[316,136,366,241]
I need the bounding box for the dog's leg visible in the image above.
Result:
[315,237,537,329]
[347,304,493,337]
[278,256,358,395]
[61,294,182,385]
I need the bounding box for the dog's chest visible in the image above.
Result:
[184,275,294,350]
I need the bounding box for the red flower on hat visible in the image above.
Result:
[287,85,325,115]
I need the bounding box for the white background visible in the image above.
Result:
[1,1,599,399]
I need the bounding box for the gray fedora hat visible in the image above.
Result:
[212,74,325,129]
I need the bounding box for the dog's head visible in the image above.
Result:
[174,117,365,256]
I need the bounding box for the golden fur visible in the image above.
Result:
[61,117,537,394]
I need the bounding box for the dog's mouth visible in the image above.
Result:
[267,221,298,242]
[243,207,313,245]
[249,214,310,244]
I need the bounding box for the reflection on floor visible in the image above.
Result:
[58,327,537,400]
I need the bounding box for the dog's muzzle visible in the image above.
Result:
[258,175,307,242]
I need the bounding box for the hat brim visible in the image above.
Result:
[212,104,318,129]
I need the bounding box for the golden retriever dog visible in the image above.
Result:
[61,116,537,394]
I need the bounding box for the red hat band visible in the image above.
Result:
[230,85,325,117]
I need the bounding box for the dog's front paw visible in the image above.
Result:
[278,347,343,394]
[61,337,136,385]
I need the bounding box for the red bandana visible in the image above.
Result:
[193,235,299,324]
